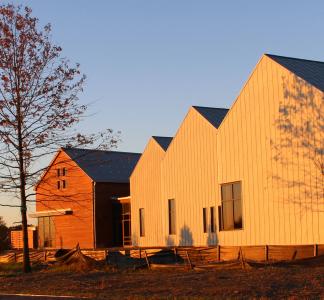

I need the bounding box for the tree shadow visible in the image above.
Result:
[206,225,218,246]
[271,75,323,212]
[131,233,138,247]
[165,235,175,247]
[179,224,193,246]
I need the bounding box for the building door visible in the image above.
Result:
[122,202,131,246]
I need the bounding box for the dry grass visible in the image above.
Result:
[0,260,323,299]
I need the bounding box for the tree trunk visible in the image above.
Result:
[20,196,31,273]
[16,94,31,272]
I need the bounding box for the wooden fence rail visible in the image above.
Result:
[0,244,323,264]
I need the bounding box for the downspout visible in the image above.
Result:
[93,181,96,249]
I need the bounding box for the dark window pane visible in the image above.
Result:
[168,199,176,235]
[234,199,243,229]
[57,169,60,177]
[139,208,145,237]
[62,180,66,189]
[210,207,215,233]
[222,200,234,230]
[218,206,223,230]
[38,217,44,248]
[62,168,66,176]
[221,184,232,201]
[233,182,241,200]
[203,208,207,233]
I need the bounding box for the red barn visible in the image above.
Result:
[31,148,140,249]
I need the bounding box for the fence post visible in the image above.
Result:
[144,250,150,269]
[314,244,318,257]
[44,250,47,262]
[264,245,269,261]
[14,252,17,263]
[217,245,221,261]
[174,247,178,263]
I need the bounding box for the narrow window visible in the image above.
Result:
[62,180,66,189]
[139,208,145,237]
[62,168,66,176]
[57,181,60,189]
[210,207,216,233]
[220,182,243,231]
[218,206,222,230]
[168,199,176,235]
[57,169,60,177]
[203,207,207,233]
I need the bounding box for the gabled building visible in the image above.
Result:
[130,54,324,247]
[32,148,140,249]
[130,136,172,246]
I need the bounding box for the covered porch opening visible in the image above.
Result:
[112,196,131,247]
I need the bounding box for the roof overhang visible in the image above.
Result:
[29,208,73,218]
[116,196,131,203]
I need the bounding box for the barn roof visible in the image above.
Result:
[266,54,324,92]
[152,136,173,151]
[63,147,141,183]
[193,106,229,128]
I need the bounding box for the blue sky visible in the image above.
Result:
[2,0,324,225]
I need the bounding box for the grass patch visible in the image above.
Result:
[0,262,23,273]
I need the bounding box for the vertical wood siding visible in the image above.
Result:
[36,150,94,249]
[131,54,323,247]
[216,56,323,245]
[130,138,166,247]
[161,108,219,247]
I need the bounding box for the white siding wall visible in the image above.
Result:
[216,56,323,245]
[130,55,323,247]
[161,109,219,246]
[130,138,165,247]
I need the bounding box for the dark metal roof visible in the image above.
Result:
[152,136,173,151]
[63,148,141,183]
[266,54,324,92]
[193,106,229,128]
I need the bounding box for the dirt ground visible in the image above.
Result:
[0,262,323,299]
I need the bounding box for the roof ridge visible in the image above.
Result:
[192,105,229,110]
[152,135,173,139]
[62,147,141,155]
[265,53,324,65]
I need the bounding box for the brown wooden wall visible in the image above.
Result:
[11,229,37,249]
[36,150,94,249]
[95,182,130,248]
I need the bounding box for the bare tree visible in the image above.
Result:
[272,75,323,211]
[0,4,118,272]
[0,216,9,251]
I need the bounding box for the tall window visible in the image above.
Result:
[202,208,207,233]
[210,206,216,233]
[38,216,55,248]
[139,208,145,237]
[62,167,66,176]
[168,199,176,235]
[219,182,243,231]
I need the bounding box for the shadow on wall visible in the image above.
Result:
[179,225,193,246]
[206,225,218,246]
[271,75,323,213]
[131,233,138,247]
[165,235,175,247]
[165,225,220,247]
